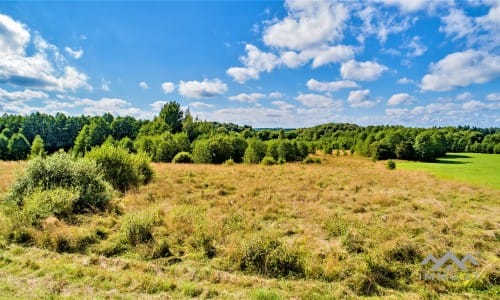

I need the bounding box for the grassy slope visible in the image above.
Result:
[398,153,500,190]
[0,155,498,299]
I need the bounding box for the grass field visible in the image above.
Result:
[0,155,498,299]
[398,153,500,190]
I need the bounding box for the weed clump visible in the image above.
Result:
[21,188,78,225]
[238,237,304,278]
[121,209,162,246]
[172,151,194,163]
[303,156,321,164]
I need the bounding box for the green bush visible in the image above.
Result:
[239,237,304,278]
[7,152,113,212]
[303,157,321,164]
[121,209,162,246]
[172,151,194,163]
[260,156,276,165]
[244,139,267,164]
[22,188,78,225]
[86,144,154,192]
[8,132,30,160]
[386,159,396,170]
[192,135,232,164]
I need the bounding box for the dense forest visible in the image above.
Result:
[0,101,499,163]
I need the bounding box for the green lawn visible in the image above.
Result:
[398,153,500,190]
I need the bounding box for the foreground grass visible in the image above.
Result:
[398,153,500,190]
[0,155,499,298]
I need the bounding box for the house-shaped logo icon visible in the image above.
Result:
[421,251,479,271]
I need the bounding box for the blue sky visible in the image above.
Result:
[0,0,499,128]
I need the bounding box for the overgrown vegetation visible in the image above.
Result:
[0,153,497,298]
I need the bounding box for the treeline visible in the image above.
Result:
[0,102,499,163]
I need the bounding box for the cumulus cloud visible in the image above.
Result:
[306,78,359,92]
[340,59,388,81]
[263,0,348,50]
[272,100,295,110]
[269,92,284,98]
[139,81,149,89]
[228,93,265,103]
[486,92,500,101]
[226,44,279,83]
[0,14,91,92]
[227,1,353,83]
[347,89,377,108]
[64,46,83,59]
[0,88,48,102]
[440,8,475,40]
[178,78,228,98]
[189,101,214,109]
[161,82,175,93]
[421,50,500,91]
[295,93,342,109]
[397,77,415,84]
[387,93,415,106]
[356,5,412,43]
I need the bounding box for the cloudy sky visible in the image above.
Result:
[0,0,499,128]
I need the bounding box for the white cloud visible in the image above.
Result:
[150,101,167,112]
[190,101,214,109]
[340,59,388,81]
[347,89,377,108]
[178,78,228,98]
[421,50,500,91]
[64,46,83,59]
[101,79,110,91]
[0,88,48,102]
[0,14,30,55]
[456,92,473,101]
[387,93,415,106]
[306,78,359,92]
[306,45,354,68]
[440,8,475,40]
[161,82,175,93]
[357,5,411,43]
[226,44,279,83]
[377,0,431,12]
[139,81,149,89]
[263,0,348,50]
[397,77,415,84]
[272,100,295,110]
[407,36,427,57]
[269,92,284,98]
[73,97,148,118]
[229,93,265,103]
[486,92,500,101]
[295,93,342,109]
[226,67,259,84]
[0,14,91,92]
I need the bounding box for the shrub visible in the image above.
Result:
[244,139,267,164]
[29,135,47,159]
[172,151,193,163]
[192,135,232,164]
[121,209,162,246]
[386,159,396,170]
[86,144,154,192]
[22,188,78,225]
[303,156,321,164]
[8,132,30,160]
[260,156,276,165]
[7,152,113,212]
[224,158,235,165]
[239,237,304,278]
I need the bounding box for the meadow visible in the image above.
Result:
[398,153,500,190]
[0,154,498,299]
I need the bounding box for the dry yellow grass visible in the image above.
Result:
[0,155,498,298]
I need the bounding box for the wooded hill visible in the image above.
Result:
[0,101,499,163]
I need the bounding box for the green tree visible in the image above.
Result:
[30,135,47,159]
[8,132,31,160]
[243,139,266,164]
[159,101,184,133]
[0,134,8,160]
